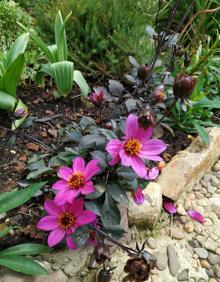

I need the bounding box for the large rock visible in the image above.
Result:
[157,127,220,200]
[127,182,162,228]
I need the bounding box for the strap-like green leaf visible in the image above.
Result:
[0,181,47,213]
[5,33,29,68]
[0,255,48,275]
[50,61,73,96]
[0,91,16,111]
[0,227,11,239]
[73,70,90,97]
[0,243,51,256]
[192,120,209,145]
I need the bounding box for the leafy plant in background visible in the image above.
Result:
[0,182,51,275]
[0,33,29,129]
[19,11,89,97]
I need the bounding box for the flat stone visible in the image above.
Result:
[168,227,184,240]
[157,127,220,200]
[147,237,157,249]
[194,248,208,259]
[207,252,220,265]
[177,268,189,281]
[127,183,162,228]
[154,251,168,271]
[167,245,180,276]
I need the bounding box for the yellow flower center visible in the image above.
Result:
[68,173,84,189]
[57,212,76,230]
[124,138,141,155]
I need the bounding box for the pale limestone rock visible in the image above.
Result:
[127,182,162,228]
[157,127,220,200]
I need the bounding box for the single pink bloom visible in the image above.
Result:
[132,187,145,205]
[188,209,205,224]
[105,114,166,178]
[163,199,177,214]
[89,87,105,106]
[145,166,160,180]
[53,157,100,205]
[37,198,96,248]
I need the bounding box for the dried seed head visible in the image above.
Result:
[124,258,151,281]
[138,109,156,129]
[94,244,111,264]
[137,65,151,80]
[173,74,197,101]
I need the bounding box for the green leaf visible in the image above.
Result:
[73,70,90,97]
[26,167,53,179]
[107,183,128,204]
[0,244,51,256]
[102,225,125,240]
[0,182,47,213]
[192,120,209,145]
[5,33,29,68]
[0,54,25,97]
[72,226,90,247]
[101,193,121,226]
[85,201,102,216]
[12,99,28,130]
[0,227,11,239]
[0,91,16,111]
[50,61,73,96]
[0,255,47,275]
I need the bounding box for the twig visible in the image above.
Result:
[154,98,177,127]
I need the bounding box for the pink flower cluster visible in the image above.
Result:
[37,157,100,248]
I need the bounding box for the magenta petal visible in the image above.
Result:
[132,187,145,205]
[72,157,85,173]
[145,167,160,180]
[129,156,146,178]
[119,149,132,166]
[70,198,84,216]
[139,154,163,162]
[66,237,77,250]
[105,139,122,157]
[81,181,94,195]
[188,209,205,224]
[84,159,100,181]
[47,228,65,247]
[141,139,167,156]
[66,189,80,203]
[52,180,69,191]
[109,155,120,166]
[37,216,58,231]
[125,114,139,138]
[76,210,96,226]
[44,200,61,215]
[58,167,73,181]
[55,189,69,206]
[163,200,177,214]
[135,127,153,142]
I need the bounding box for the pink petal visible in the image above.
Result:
[84,159,100,181]
[66,189,81,203]
[163,200,177,214]
[119,149,132,166]
[55,189,70,206]
[47,228,65,247]
[141,139,167,155]
[125,114,139,138]
[58,167,73,181]
[66,237,77,250]
[109,155,120,166]
[145,167,160,180]
[129,156,146,178]
[52,180,69,191]
[135,127,153,142]
[44,200,61,215]
[81,181,94,195]
[105,139,122,158]
[188,209,205,224]
[76,210,96,226]
[72,157,85,173]
[70,198,84,216]
[132,187,145,205]
[37,216,58,231]
[139,154,163,162]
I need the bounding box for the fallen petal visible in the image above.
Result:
[163,200,177,214]
[188,209,205,224]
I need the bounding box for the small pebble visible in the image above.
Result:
[147,237,157,249]
[195,192,204,199]
[206,269,214,278]
[168,227,184,240]
[215,248,220,255]
[151,275,161,282]
[200,259,210,269]
[176,204,187,215]
[208,278,218,282]
[215,171,220,179]
[208,252,220,265]
[184,221,194,233]
[194,247,208,259]
[200,180,208,188]
[167,245,180,276]
[179,215,188,224]
[184,198,192,210]
[213,162,220,172]
[177,268,189,281]
[212,264,220,278]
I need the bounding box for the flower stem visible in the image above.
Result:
[154,98,178,127]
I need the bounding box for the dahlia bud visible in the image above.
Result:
[137,64,151,80]
[173,74,197,101]
[13,108,26,120]
[138,109,156,129]
[153,85,165,102]
[93,244,111,264]
[89,88,105,106]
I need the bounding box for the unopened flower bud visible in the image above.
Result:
[173,74,197,101]
[89,88,105,106]
[13,109,26,120]
[105,122,113,130]
[137,65,151,80]
[132,187,145,205]
[138,109,156,129]
[153,85,165,102]
[93,244,111,264]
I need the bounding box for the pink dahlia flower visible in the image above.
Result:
[53,157,100,205]
[89,87,105,106]
[105,114,166,178]
[37,198,96,248]
[132,187,145,205]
